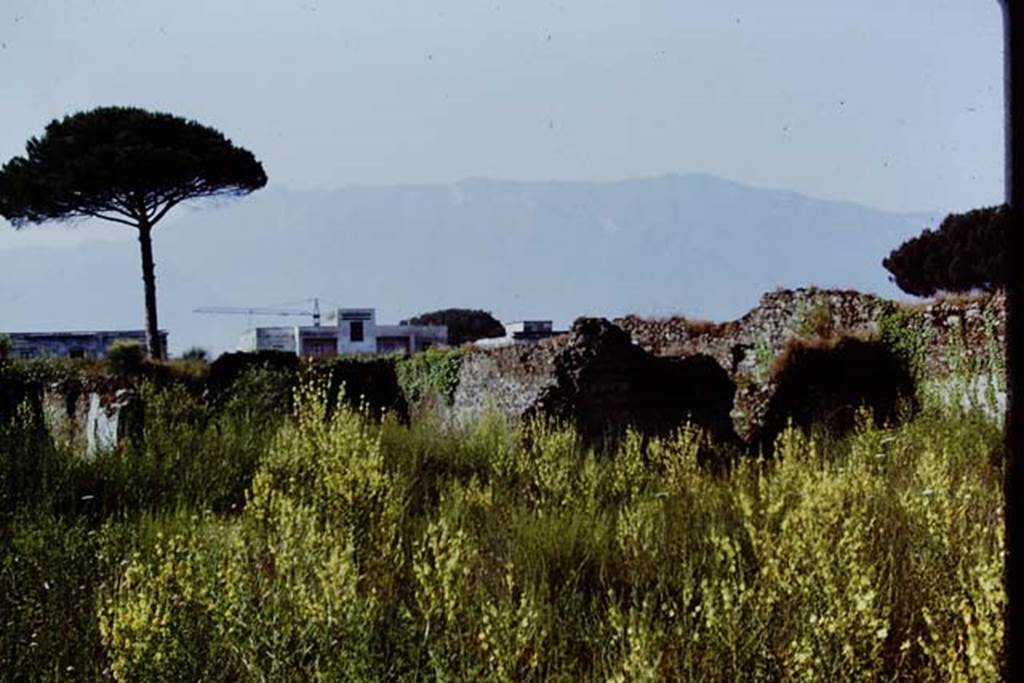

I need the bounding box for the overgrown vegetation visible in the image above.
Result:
[395,346,466,407]
[105,340,145,376]
[796,299,836,341]
[878,305,936,384]
[0,353,1007,680]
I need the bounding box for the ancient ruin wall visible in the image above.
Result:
[616,288,1006,379]
[450,341,562,424]
[616,288,1006,437]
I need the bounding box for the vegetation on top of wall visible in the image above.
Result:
[181,346,210,362]
[876,305,936,384]
[0,354,209,409]
[313,355,409,422]
[106,340,146,376]
[395,347,467,407]
[206,350,299,402]
[1,356,108,387]
[795,299,836,341]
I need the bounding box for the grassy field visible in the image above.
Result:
[0,366,1007,681]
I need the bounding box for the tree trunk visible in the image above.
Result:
[1003,2,1024,679]
[137,220,163,360]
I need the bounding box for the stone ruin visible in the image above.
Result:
[5,287,1005,462]
[616,287,1006,437]
[42,385,141,459]
[452,287,1005,456]
[451,317,739,452]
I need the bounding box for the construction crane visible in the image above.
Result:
[193,298,323,327]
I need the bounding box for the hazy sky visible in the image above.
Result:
[0,0,1005,239]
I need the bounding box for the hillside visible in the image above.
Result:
[0,174,930,355]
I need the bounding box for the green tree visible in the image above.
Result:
[401,308,505,346]
[882,205,1007,296]
[181,346,210,362]
[0,107,267,359]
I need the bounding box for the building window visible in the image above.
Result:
[350,321,364,343]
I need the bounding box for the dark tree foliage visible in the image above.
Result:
[401,308,506,346]
[181,346,210,362]
[883,205,1008,296]
[0,107,267,358]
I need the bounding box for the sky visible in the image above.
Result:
[0,0,1005,241]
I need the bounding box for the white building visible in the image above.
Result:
[2,329,168,359]
[239,308,447,357]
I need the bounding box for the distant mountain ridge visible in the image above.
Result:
[0,173,929,355]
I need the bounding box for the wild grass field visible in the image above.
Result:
[0,360,1007,681]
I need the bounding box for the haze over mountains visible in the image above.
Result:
[0,173,934,356]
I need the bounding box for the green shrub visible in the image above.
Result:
[878,305,934,384]
[312,355,408,421]
[396,347,466,407]
[106,339,145,376]
[99,519,224,681]
[205,350,298,403]
[1,514,108,677]
[0,401,70,514]
[0,364,1008,680]
[181,346,209,362]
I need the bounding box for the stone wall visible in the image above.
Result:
[449,288,1006,447]
[617,288,1006,436]
[450,340,563,424]
[450,318,738,453]
[615,287,1006,380]
[41,385,141,458]
[4,288,1007,459]
[916,292,1006,376]
[616,288,899,372]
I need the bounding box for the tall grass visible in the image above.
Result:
[0,374,1006,680]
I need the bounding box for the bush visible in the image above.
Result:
[313,356,408,422]
[754,336,918,456]
[106,339,145,376]
[180,346,209,362]
[396,347,466,408]
[205,350,298,403]
[0,361,1007,680]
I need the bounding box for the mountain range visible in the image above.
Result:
[0,173,934,355]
